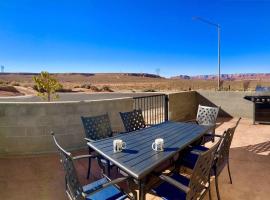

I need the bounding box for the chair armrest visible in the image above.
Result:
[213,134,224,138]
[102,177,130,188]
[73,155,97,160]
[159,175,190,194]
[204,133,224,138]
[86,176,131,196]
[84,138,95,142]
[190,150,202,155]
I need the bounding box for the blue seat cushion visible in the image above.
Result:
[181,145,209,169]
[83,178,126,200]
[152,173,190,200]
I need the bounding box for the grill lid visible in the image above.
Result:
[244,86,270,103]
[256,86,270,93]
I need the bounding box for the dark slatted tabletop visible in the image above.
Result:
[87,121,211,180]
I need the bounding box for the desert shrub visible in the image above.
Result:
[56,88,73,92]
[81,83,91,89]
[90,85,101,92]
[33,71,63,101]
[0,80,9,85]
[101,85,113,92]
[11,82,20,86]
[143,88,156,92]
[243,80,250,91]
[0,85,20,93]
[33,84,46,93]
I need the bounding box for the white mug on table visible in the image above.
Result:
[152,138,164,151]
[113,139,126,152]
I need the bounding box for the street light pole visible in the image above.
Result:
[193,16,221,90]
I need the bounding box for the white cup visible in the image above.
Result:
[113,139,126,152]
[152,138,164,151]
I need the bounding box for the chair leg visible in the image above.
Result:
[87,156,91,179]
[215,174,221,200]
[227,160,233,184]
[87,148,92,179]
[208,176,212,200]
[107,160,111,177]
[212,128,215,143]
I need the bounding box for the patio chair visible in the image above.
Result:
[119,109,146,132]
[152,136,222,200]
[180,118,241,200]
[52,132,132,200]
[188,104,220,144]
[81,114,115,179]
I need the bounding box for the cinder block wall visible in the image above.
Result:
[0,98,133,155]
[196,91,254,118]
[168,91,198,121]
[167,91,255,121]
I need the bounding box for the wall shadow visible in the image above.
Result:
[196,92,233,127]
[230,141,270,163]
[243,141,270,155]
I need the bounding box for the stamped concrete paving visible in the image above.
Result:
[0,118,269,200]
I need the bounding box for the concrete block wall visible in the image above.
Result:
[167,91,255,121]
[0,91,256,156]
[0,98,133,155]
[168,91,198,121]
[196,91,254,119]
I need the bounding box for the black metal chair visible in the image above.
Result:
[119,109,146,132]
[187,104,220,144]
[81,114,115,179]
[180,118,241,200]
[152,137,222,200]
[52,132,131,200]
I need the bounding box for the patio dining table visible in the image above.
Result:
[87,121,212,200]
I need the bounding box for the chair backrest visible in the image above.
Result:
[52,133,84,200]
[215,118,241,175]
[187,138,221,200]
[120,109,146,132]
[196,105,220,126]
[81,114,112,141]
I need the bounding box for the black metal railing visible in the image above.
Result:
[133,94,168,126]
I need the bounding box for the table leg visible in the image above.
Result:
[139,180,145,200]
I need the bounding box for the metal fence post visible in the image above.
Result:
[164,95,169,121]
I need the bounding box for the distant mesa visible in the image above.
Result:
[171,73,270,80]
[0,72,163,78]
[171,75,191,80]
[123,73,162,78]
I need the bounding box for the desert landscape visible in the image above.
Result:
[0,72,270,97]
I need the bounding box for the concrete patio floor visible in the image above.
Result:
[0,118,269,200]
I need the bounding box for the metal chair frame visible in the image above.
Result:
[197,104,220,143]
[153,137,222,200]
[120,109,146,132]
[52,132,132,200]
[81,113,115,179]
[212,118,241,200]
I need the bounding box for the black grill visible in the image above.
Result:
[244,87,270,124]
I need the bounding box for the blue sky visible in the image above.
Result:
[0,0,269,77]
